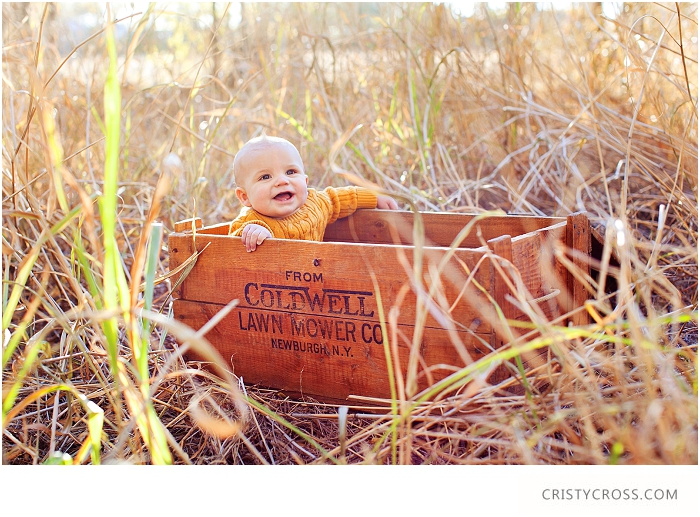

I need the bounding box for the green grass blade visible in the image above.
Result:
[2,202,86,333]
[276,108,315,143]
[73,235,102,309]
[43,452,73,465]
[2,339,49,417]
[85,398,104,465]
[138,222,163,380]
[100,15,129,371]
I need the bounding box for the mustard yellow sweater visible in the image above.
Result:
[228,186,378,241]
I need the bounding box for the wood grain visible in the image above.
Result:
[324,210,566,248]
[174,298,494,401]
[168,210,589,401]
[169,234,496,333]
[567,212,592,326]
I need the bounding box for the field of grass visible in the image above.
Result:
[2,2,697,467]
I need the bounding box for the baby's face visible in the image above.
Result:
[235,141,308,218]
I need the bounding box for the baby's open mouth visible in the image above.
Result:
[274,192,293,201]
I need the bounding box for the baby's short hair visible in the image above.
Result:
[232,132,298,183]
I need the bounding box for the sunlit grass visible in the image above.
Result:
[2,2,697,465]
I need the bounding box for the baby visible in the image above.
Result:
[229,134,398,251]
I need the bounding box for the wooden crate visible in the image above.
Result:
[168,210,591,403]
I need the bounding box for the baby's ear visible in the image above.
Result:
[235,187,252,207]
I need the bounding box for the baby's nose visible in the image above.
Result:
[275,174,290,185]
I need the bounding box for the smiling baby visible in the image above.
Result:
[229,134,398,251]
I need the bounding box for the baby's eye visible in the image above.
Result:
[286,169,298,175]
[259,174,271,181]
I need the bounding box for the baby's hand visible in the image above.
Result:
[376,195,399,210]
[241,224,272,252]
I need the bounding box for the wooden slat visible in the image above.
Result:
[535,221,568,321]
[174,298,493,402]
[567,212,592,326]
[486,235,515,384]
[509,230,565,378]
[323,210,566,248]
[180,211,567,244]
[196,221,231,235]
[487,235,515,322]
[511,221,566,311]
[169,233,495,334]
[172,219,231,235]
[174,217,202,233]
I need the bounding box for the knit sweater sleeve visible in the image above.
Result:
[322,186,378,224]
[228,210,276,237]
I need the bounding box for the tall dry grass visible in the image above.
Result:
[2,2,697,465]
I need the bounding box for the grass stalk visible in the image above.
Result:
[2,2,696,466]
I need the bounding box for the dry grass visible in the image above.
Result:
[2,2,697,465]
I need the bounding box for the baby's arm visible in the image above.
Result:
[240,223,272,252]
[230,216,274,252]
[324,186,399,223]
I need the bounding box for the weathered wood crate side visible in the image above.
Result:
[169,240,498,401]
[323,210,568,249]
[327,210,578,343]
[509,222,569,318]
[168,211,587,402]
[170,236,495,329]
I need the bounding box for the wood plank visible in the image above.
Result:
[536,222,568,322]
[505,230,565,379]
[511,222,567,316]
[174,217,202,233]
[169,233,496,334]
[486,235,515,384]
[174,298,495,402]
[172,218,231,235]
[487,235,515,322]
[181,211,567,245]
[196,221,231,235]
[323,210,566,248]
[567,212,592,326]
